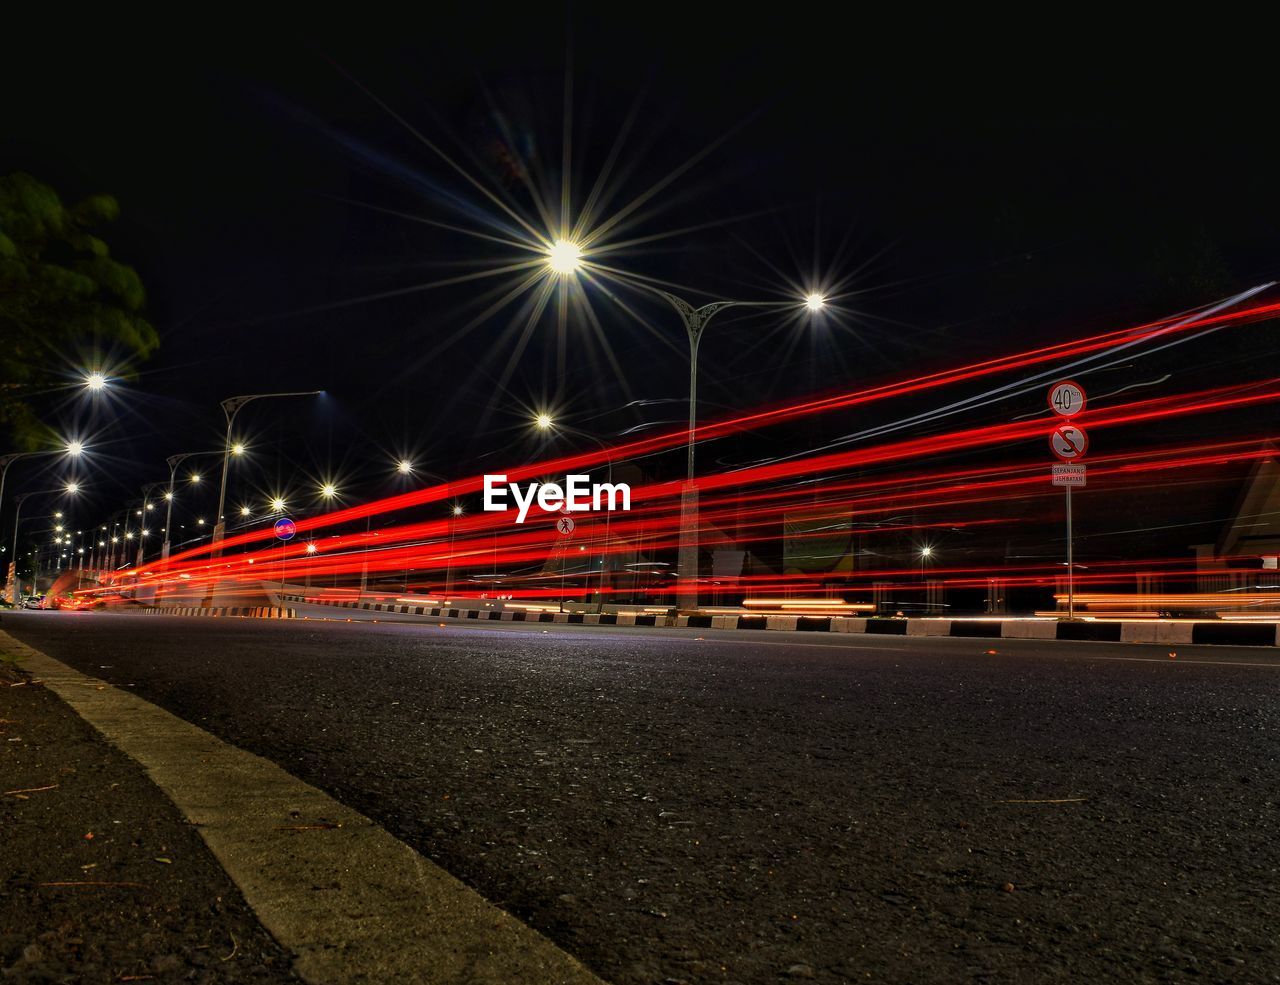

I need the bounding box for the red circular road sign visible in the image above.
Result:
[1048,380,1087,418]
[274,517,297,541]
[1049,424,1088,462]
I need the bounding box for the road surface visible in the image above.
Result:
[4,611,1277,984]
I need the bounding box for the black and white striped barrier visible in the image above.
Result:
[143,606,295,619]
[281,597,1280,646]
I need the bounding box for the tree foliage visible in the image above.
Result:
[0,173,159,447]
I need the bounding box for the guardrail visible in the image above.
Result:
[281,597,1280,646]
[143,606,295,619]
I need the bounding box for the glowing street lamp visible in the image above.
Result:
[269,498,287,514]
[632,287,825,608]
[319,483,338,501]
[0,441,85,561]
[84,372,108,391]
[920,546,934,604]
[5,484,79,601]
[444,502,466,599]
[531,414,616,612]
[212,391,322,546]
[546,239,583,275]
[397,459,415,475]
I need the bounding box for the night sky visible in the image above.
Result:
[4,17,1279,558]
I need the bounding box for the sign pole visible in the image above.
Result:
[272,517,297,614]
[1047,381,1087,621]
[1066,483,1074,619]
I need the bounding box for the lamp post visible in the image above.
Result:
[388,460,447,599]
[920,546,933,614]
[211,392,322,547]
[7,485,79,601]
[161,453,220,561]
[0,442,84,560]
[445,503,463,599]
[543,244,824,609]
[654,291,825,610]
[136,483,166,568]
[534,414,615,613]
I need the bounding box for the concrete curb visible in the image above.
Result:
[0,629,605,985]
[283,596,1280,647]
[142,606,296,619]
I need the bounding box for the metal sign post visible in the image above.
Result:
[556,514,575,613]
[1048,383,1088,620]
[274,518,296,608]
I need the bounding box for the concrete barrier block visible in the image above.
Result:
[828,618,867,634]
[766,616,799,632]
[712,615,737,630]
[1001,621,1057,639]
[1121,622,1162,643]
[615,613,636,626]
[907,619,951,637]
[1143,622,1188,645]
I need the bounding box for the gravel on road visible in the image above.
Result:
[0,649,299,984]
[4,613,1278,985]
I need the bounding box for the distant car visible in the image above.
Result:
[20,595,44,609]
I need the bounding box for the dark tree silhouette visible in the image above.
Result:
[0,173,158,446]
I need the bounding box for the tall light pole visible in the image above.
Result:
[655,291,826,610]
[534,413,615,612]
[7,485,79,601]
[211,391,322,546]
[920,546,933,614]
[0,442,84,560]
[161,452,219,561]
[543,243,824,609]
[445,503,463,599]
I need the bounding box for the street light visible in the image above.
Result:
[533,414,615,612]
[6,485,79,602]
[84,372,108,391]
[159,452,224,562]
[269,498,287,514]
[445,503,464,599]
[543,247,824,611]
[636,287,824,609]
[319,483,338,500]
[396,459,415,475]
[920,546,933,612]
[0,441,85,561]
[546,239,583,275]
[211,391,321,547]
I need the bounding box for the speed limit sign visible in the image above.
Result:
[1048,380,1086,418]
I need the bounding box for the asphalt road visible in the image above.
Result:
[4,612,1278,985]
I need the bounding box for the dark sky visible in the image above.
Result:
[4,15,1279,542]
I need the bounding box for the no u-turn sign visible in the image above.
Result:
[1050,423,1088,461]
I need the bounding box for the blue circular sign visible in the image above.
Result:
[274,517,297,541]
